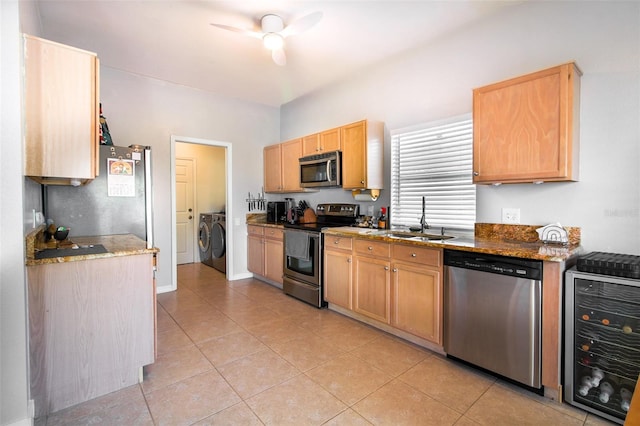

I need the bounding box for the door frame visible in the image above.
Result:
[170,135,232,290]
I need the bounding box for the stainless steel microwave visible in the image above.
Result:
[299,150,342,188]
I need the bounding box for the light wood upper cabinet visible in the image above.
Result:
[23,35,100,185]
[263,144,283,192]
[264,139,304,193]
[302,127,341,156]
[341,120,384,190]
[281,138,303,192]
[473,62,581,184]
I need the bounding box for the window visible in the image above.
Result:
[390,115,475,231]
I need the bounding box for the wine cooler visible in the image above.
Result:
[565,261,640,424]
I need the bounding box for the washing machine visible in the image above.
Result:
[198,213,226,273]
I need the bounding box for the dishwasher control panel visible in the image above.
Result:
[444,250,542,280]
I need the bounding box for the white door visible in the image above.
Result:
[175,158,195,264]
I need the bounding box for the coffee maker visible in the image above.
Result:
[266,201,286,223]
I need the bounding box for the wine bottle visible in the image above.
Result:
[578,374,595,396]
[598,375,620,404]
[619,379,636,412]
[591,367,605,387]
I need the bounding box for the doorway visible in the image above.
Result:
[171,136,232,290]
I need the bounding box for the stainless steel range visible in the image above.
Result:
[283,203,359,308]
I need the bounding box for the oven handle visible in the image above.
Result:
[285,229,320,239]
[326,160,332,182]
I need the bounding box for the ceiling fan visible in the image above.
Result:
[210,11,323,66]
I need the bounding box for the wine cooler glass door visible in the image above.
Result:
[565,268,640,425]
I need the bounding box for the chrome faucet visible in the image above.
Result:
[420,195,429,233]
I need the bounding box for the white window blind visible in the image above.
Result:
[390,115,475,231]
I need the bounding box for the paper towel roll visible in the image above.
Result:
[354,193,377,201]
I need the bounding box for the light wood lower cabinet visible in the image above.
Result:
[247,224,283,285]
[391,244,443,345]
[323,236,353,309]
[353,239,391,324]
[27,254,156,416]
[324,236,443,347]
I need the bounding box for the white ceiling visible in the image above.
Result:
[35,0,519,107]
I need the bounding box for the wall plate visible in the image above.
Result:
[502,207,520,224]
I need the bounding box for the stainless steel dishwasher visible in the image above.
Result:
[444,249,543,389]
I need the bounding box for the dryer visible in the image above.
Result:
[198,212,226,273]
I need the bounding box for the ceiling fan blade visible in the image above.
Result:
[210,23,262,39]
[272,48,287,66]
[280,11,323,38]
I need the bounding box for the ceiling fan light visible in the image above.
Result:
[263,32,284,50]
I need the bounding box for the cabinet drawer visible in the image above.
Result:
[355,239,390,258]
[393,244,441,268]
[264,227,283,240]
[325,236,353,251]
[248,225,264,236]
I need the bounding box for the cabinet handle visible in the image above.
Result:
[334,240,340,244]
[411,253,416,257]
[368,246,373,250]
[361,180,365,184]
[347,258,351,263]
[473,171,479,176]
[384,266,389,270]
[189,215,193,220]
[393,268,397,272]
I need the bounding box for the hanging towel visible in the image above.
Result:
[285,230,310,261]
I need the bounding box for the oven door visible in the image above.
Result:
[283,229,320,285]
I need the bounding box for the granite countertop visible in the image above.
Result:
[246,213,285,229]
[323,223,582,262]
[25,225,158,266]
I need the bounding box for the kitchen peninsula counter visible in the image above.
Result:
[25,226,157,416]
[25,225,158,266]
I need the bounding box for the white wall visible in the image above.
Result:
[1,2,30,425]
[99,68,279,290]
[175,143,226,215]
[281,1,640,255]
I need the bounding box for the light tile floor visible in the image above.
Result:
[40,262,617,425]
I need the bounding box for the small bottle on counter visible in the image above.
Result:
[378,207,387,230]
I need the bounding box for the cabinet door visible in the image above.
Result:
[473,62,580,184]
[392,262,442,344]
[264,238,283,284]
[354,256,390,323]
[281,138,303,191]
[264,144,282,192]
[24,35,99,182]
[320,127,341,153]
[341,121,367,189]
[302,133,320,156]
[247,234,264,275]
[324,249,353,309]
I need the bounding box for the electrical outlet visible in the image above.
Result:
[367,206,374,216]
[502,208,521,224]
